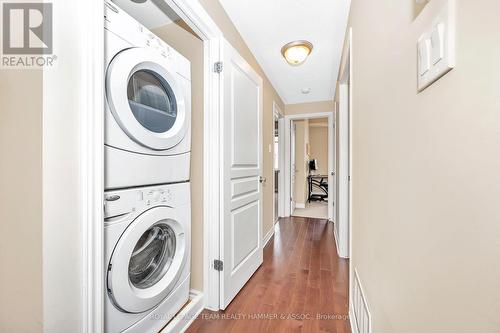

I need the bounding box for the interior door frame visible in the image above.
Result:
[284,111,335,218]
[48,1,225,331]
[273,102,285,222]
[337,28,352,261]
[339,27,355,328]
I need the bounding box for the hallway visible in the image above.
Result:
[293,201,329,220]
[187,217,351,333]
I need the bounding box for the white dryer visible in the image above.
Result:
[105,1,191,189]
[104,182,191,333]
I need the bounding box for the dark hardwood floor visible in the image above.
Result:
[187,216,351,333]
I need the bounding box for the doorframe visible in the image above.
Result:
[273,102,285,223]
[284,111,335,218]
[337,28,352,261]
[46,1,225,331]
[338,27,355,328]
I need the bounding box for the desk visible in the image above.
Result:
[307,175,328,202]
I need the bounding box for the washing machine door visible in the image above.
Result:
[107,206,187,313]
[106,47,188,151]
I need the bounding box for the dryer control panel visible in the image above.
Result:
[104,0,191,81]
[104,182,190,219]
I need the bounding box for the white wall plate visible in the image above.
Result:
[417,0,456,92]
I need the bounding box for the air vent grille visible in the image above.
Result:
[351,269,372,333]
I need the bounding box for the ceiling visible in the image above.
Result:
[219,0,351,105]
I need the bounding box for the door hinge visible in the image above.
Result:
[214,259,224,271]
[214,61,223,73]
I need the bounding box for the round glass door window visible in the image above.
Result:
[128,223,176,289]
[127,70,178,134]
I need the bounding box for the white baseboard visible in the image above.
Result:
[295,203,305,209]
[333,221,349,259]
[349,306,359,333]
[263,224,275,247]
[160,289,204,333]
[333,222,342,257]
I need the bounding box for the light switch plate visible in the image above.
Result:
[417,0,455,92]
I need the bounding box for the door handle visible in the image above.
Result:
[259,176,267,184]
[331,171,336,176]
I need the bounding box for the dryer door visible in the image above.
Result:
[107,206,187,313]
[106,47,189,151]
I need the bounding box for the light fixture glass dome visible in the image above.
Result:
[281,40,313,66]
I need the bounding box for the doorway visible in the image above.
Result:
[284,112,335,221]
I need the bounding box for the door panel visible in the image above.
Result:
[221,39,263,309]
[232,201,260,269]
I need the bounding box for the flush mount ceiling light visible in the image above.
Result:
[131,0,147,3]
[301,87,311,94]
[281,40,313,66]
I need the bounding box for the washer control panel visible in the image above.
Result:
[104,183,189,220]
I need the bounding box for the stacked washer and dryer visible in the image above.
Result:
[103,2,192,332]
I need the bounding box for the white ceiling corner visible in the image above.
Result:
[219,0,351,104]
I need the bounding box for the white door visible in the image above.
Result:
[220,39,263,309]
[290,122,296,213]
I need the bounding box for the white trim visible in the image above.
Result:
[43,0,104,332]
[263,223,276,248]
[336,28,352,260]
[160,290,204,333]
[278,116,285,218]
[162,0,224,313]
[342,27,355,329]
[272,102,285,223]
[202,35,223,312]
[284,112,334,218]
[328,109,336,223]
[333,221,342,258]
[80,0,105,331]
[349,307,359,333]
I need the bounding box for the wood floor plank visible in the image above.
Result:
[186,217,351,333]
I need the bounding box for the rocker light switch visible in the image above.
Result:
[417,0,455,92]
[418,36,431,76]
[431,23,445,65]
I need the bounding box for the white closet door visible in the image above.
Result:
[220,39,263,309]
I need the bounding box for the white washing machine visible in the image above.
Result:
[104,183,191,333]
[105,1,191,189]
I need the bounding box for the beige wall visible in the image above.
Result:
[153,22,204,292]
[309,124,328,175]
[285,100,335,115]
[0,70,43,332]
[199,0,285,238]
[342,0,500,332]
